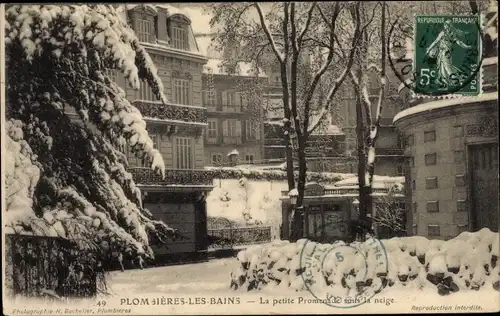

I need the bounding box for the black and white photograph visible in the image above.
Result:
[1,1,499,315]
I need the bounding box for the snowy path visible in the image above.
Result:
[107,258,238,294]
[5,258,499,315]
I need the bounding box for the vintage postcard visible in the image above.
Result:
[2,1,499,315]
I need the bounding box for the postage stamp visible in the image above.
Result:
[413,15,482,97]
[299,237,389,309]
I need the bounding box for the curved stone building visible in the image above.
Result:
[394,58,499,239]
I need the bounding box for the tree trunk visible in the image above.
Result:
[290,135,307,241]
[355,81,370,241]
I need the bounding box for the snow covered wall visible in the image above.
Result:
[207,179,288,239]
[230,229,500,296]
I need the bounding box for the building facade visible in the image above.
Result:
[394,58,499,240]
[333,70,406,177]
[116,4,214,263]
[195,34,266,166]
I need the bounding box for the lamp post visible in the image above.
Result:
[288,188,303,241]
[227,149,239,167]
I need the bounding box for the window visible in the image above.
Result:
[457,200,467,212]
[455,174,465,187]
[140,134,160,167]
[452,125,464,137]
[424,130,436,142]
[454,150,465,164]
[175,137,193,169]
[412,224,418,235]
[426,201,439,212]
[425,177,438,189]
[245,154,254,163]
[412,180,416,191]
[411,156,415,167]
[138,19,153,43]
[411,202,417,213]
[173,78,190,105]
[235,92,248,110]
[245,120,261,140]
[139,80,157,101]
[223,119,241,137]
[425,153,437,165]
[207,119,218,139]
[211,153,222,166]
[222,119,241,144]
[308,212,323,238]
[428,225,440,237]
[222,90,243,112]
[171,25,187,50]
[202,90,216,107]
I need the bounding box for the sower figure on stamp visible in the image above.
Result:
[424,20,472,87]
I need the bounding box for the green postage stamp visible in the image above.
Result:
[414,15,482,97]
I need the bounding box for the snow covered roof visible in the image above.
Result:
[393,92,498,123]
[332,175,405,189]
[203,58,267,78]
[311,123,344,136]
[124,4,207,56]
[227,149,240,157]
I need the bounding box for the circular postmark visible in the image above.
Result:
[299,236,389,308]
[388,14,487,97]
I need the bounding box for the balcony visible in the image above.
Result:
[132,100,207,126]
[206,137,219,145]
[222,136,242,145]
[265,137,286,147]
[128,167,214,189]
[376,147,404,156]
[222,105,242,113]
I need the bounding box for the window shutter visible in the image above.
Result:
[242,93,248,109]
[184,26,189,50]
[222,120,228,137]
[255,122,261,140]
[235,120,242,137]
[222,91,227,106]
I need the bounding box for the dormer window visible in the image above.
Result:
[138,19,153,43]
[167,14,190,51]
[171,26,186,50]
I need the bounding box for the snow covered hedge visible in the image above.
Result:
[206,167,353,183]
[230,229,500,296]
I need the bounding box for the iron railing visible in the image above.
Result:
[5,234,103,298]
[207,226,272,249]
[132,100,207,124]
[128,167,214,186]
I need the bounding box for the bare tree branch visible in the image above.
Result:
[255,3,285,64]
[297,3,317,48]
[307,2,362,135]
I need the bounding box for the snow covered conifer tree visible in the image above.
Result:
[4,4,176,259]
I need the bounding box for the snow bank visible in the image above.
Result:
[230,229,500,296]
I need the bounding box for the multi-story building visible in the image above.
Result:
[333,70,406,177]
[260,47,351,172]
[113,4,214,263]
[195,33,267,166]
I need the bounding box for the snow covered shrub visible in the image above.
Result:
[230,229,500,296]
[4,4,176,259]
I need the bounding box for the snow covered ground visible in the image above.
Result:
[5,256,499,315]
